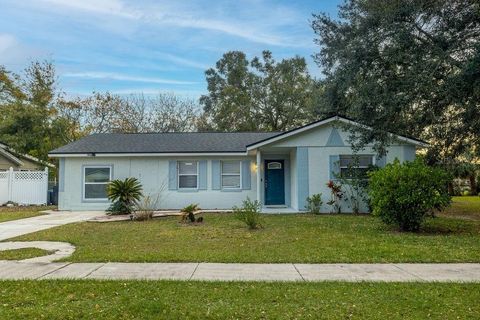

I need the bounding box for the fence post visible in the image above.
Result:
[44,167,49,204]
[7,167,13,202]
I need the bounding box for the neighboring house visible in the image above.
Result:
[49,116,427,212]
[0,142,54,171]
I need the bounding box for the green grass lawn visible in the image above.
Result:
[0,206,53,223]
[0,280,478,319]
[441,196,480,220]
[13,212,480,263]
[0,248,52,260]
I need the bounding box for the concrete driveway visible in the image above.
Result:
[0,211,104,241]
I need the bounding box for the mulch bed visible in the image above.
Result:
[88,209,232,223]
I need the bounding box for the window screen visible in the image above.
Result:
[221,160,241,188]
[178,161,198,188]
[84,167,111,199]
[339,155,373,179]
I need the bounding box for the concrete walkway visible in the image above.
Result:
[0,211,104,241]
[0,261,479,282]
[0,241,75,263]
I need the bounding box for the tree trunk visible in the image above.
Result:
[469,174,477,195]
[447,182,454,195]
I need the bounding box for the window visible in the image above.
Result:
[267,162,282,170]
[221,160,241,189]
[83,166,111,200]
[339,155,373,179]
[178,161,198,189]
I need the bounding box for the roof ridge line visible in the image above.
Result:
[94,131,281,135]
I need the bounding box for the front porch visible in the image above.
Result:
[251,146,309,212]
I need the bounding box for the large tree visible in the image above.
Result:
[58,92,203,134]
[312,0,480,160]
[200,50,316,131]
[0,61,204,163]
[0,61,75,161]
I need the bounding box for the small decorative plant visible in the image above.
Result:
[335,158,371,214]
[132,195,157,221]
[232,197,263,229]
[180,204,201,223]
[106,177,143,215]
[326,180,343,214]
[305,193,323,214]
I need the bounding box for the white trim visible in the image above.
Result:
[177,160,199,190]
[221,160,242,189]
[82,165,112,201]
[49,152,248,158]
[247,116,429,150]
[256,150,261,204]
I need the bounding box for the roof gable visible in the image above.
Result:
[0,143,54,168]
[247,116,428,150]
[326,127,345,146]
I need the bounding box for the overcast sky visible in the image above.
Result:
[0,0,341,98]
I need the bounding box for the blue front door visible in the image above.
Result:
[264,160,285,205]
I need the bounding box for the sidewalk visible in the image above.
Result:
[0,261,479,282]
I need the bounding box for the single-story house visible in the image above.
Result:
[0,142,54,171]
[49,116,427,212]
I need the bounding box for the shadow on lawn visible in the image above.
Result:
[397,217,480,236]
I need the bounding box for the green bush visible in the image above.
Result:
[233,197,263,229]
[107,178,143,215]
[305,193,323,214]
[106,201,131,215]
[368,159,451,231]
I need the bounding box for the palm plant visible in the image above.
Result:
[180,203,200,223]
[106,178,143,215]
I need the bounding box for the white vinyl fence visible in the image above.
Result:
[0,167,48,205]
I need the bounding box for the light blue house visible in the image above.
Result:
[49,116,426,212]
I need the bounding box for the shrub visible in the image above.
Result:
[106,178,143,215]
[233,197,263,229]
[180,204,201,223]
[368,159,451,231]
[305,193,323,214]
[132,195,157,221]
[107,201,131,215]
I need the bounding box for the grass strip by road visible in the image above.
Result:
[0,280,478,319]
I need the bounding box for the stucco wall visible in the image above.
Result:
[59,121,420,212]
[59,156,257,211]
[266,122,418,212]
[306,145,409,213]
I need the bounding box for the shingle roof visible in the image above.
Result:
[49,132,281,155]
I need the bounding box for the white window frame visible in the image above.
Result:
[339,155,373,179]
[221,160,242,189]
[178,161,199,190]
[83,165,112,201]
